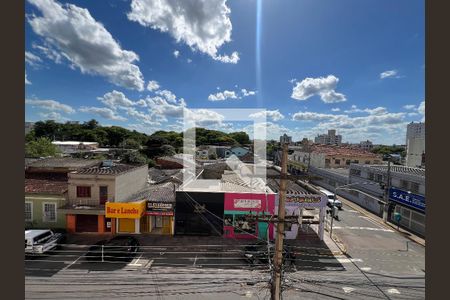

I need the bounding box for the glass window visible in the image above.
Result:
[43,203,57,222]
[99,186,108,204]
[410,182,420,194]
[234,215,256,235]
[77,186,91,198]
[223,214,233,226]
[335,159,340,165]
[400,180,409,190]
[25,202,32,222]
[368,173,374,180]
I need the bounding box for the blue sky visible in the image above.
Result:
[25,0,425,144]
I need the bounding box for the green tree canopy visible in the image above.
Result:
[25,137,60,158]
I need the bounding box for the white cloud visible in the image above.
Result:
[156,89,177,103]
[380,69,401,79]
[25,51,42,67]
[187,58,192,63]
[135,99,147,107]
[418,101,425,115]
[126,107,160,126]
[408,112,419,117]
[39,111,69,122]
[185,109,225,127]
[97,90,135,109]
[127,0,239,64]
[146,96,186,122]
[79,106,127,121]
[208,90,238,101]
[241,89,256,97]
[26,99,75,114]
[28,0,145,90]
[249,110,284,121]
[403,104,416,110]
[32,42,63,64]
[147,80,160,91]
[25,72,31,85]
[291,75,346,103]
[344,105,387,115]
[331,108,340,112]
[292,111,342,122]
[173,50,180,58]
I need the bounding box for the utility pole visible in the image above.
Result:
[271,143,288,300]
[382,159,391,222]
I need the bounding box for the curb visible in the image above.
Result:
[339,198,426,247]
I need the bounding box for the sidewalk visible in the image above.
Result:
[338,196,425,247]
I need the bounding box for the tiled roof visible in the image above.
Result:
[124,182,177,203]
[25,173,68,195]
[148,168,183,184]
[27,158,101,169]
[310,145,380,158]
[362,164,425,177]
[73,163,145,176]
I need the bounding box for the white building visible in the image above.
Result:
[52,141,99,154]
[280,134,293,144]
[314,129,342,146]
[405,122,425,168]
[359,140,373,151]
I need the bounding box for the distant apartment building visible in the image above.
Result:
[314,129,342,146]
[359,140,373,151]
[289,145,382,171]
[406,122,425,168]
[52,141,99,154]
[280,134,293,144]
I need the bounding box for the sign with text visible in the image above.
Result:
[281,194,327,208]
[105,201,146,218]
[234,199,262,209]
[389,187,425,213]
[146,201,174,216]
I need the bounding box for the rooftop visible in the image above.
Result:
[72,163,146,176]
[357,164,425,177]
[124,182,177,203]
[52,141,98,146]
[148,168,183,184]
[25,173,68,195]
[26,157,101,170]
[308,144,381,158]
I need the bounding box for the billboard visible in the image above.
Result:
[389,187,425,213]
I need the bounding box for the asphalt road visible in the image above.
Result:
[25,196,425,299]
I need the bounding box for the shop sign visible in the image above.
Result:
[283,194,327,208]
[146,201,174,216]
[389,187,425,213]
[105,201,146,218]
[234,199,262,209]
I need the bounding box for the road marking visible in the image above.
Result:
[342,287,355,293]
[62,254,83,271]
[245,291,253,298]
[347,210,359,213]
[387,288,400,294]
[333,226,394,232]
[193,255,198,267]
[360,267,372,271]
[319,258,362,264]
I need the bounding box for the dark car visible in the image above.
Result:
[243,241,295,266]
[85,235,140,261]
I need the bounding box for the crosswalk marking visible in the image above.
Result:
[387,288,400,294]
[319,258,362,264]
[360,267,371,271]
[342,287,355,293]
[333,226,394,232]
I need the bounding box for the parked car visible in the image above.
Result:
[25,229,65,255]
[243,241,295,266]
[85,235,140,261]
[319,188,343,210]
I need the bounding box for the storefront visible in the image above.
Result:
[223,192,275,240]
[143,201,174,235]
[105,200,146,234]
[274,194,327,240]
[389,187,425,237]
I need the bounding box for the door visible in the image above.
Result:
[162,217,171,235]
[118,218,135,233]
[140,215,150,233]
[99,186,108,205]
[75,215,98,232]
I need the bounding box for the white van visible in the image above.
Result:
[319,188,343,210]
[25,230,63,254]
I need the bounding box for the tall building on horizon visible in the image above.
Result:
[314,129,342,146]
[406,122,425,168]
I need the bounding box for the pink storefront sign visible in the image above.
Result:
[224,193,275,213]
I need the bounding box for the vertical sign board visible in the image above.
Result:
[389,187,425,213]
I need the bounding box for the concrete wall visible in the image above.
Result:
[68,175,116,206]
[25,194,67,229]
[115,165,149,202]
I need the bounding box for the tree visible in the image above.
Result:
[120,151,148,165]
[209,152,218,160]
[120,138,141,149]
[83,119,99,130]
[26,137,60,158]
[228,131,250,145]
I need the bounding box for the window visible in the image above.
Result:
[410,182,420,194]
[43,203,57,222]
[375,174,383,183]
[353,160,359,164]
[99,186,108,205]
[25,202,32,222]
[346,160,351,165]
[400,180,409,190]
[77,186,91,198]
[325,159,331,165]
[365,160,371,164]
[368,173,374,180]
[335,159,341,165]
[350,169,361,176]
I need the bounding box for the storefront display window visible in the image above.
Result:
[234,215,256,235]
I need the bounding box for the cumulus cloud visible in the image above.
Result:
[147,80,160,91]
[32,43,63,64]
[126,107,160,126]
[156,89,177,103]
[79,106,127,121]
[187,58,192,63]
[127,0,239,64]
[208,90,238,101]
[241,89,256,97]
[380,70,401,79]
[25,51,42,67]
[27,0,145,90]
[418,101,425,115]
[173,50,180,58]
[146,96,186,122]
[331,108,340,112]
[249,110,284,121]
[292,111,341,122]
[25,72,31,85]
[403,104,416,110]
[344,105,387,115]
[97,90,135,109]
[39,111,70,122]
[26,99,75,114]
[291,75,346,103]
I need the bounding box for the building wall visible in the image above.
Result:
[406,137,425,168]
[68,175,116,206]
[25,194,66,229]
[115,165,148,202]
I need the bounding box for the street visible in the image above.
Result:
[25,196,425,299]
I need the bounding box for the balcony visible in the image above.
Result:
[67,198,103,208]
